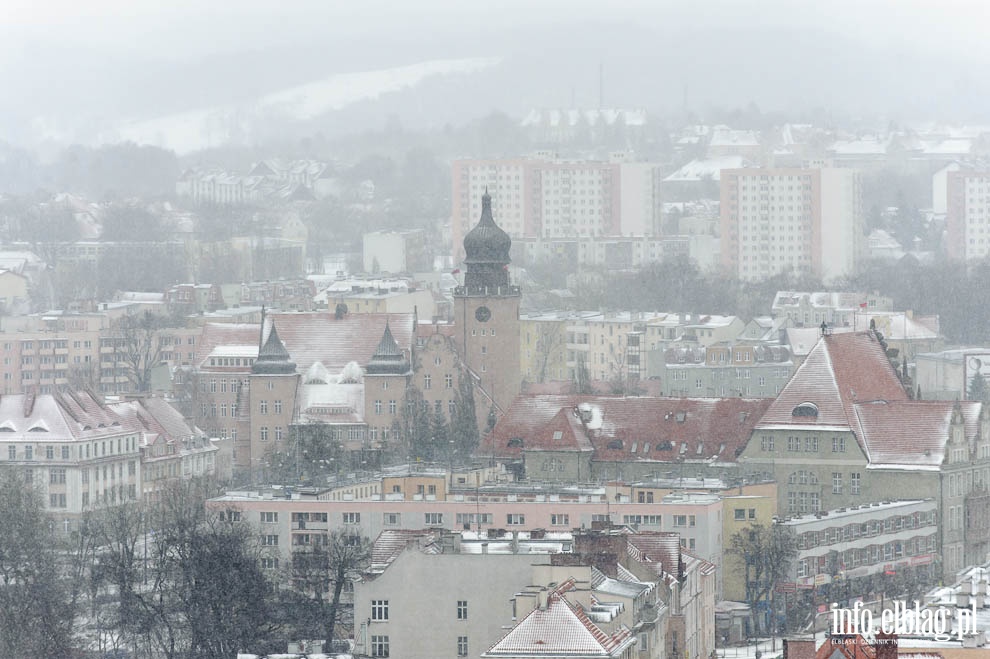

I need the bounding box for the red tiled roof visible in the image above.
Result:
[757,332,908,442]
[478,395,772,464]
[625,532,683,579]
[195,323,260,366]
[854,400,980,469]
[270,312,414,372]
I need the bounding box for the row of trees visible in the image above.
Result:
[527,252,990,346]
[0,470,370,658]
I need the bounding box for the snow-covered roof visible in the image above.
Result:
[663,156,749,182]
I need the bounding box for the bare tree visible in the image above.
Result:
[289,529,371,646]
[534,325,564,384]
[113,310,185,393]
[727,523,797,637]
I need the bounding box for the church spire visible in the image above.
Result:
[252,318,296,374]
[366,320,411,375]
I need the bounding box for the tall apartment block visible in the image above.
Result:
[946,170,990,260]
[719,168,863,281]
[450,157,662,262]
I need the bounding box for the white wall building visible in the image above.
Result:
[720,168,864,282]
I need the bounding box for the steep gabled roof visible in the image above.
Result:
[483,591,634,658]
[756,332,908,444]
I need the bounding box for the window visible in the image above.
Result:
[673,515,687,527]
[787,436,800,452]
[275,426,283,442]
[261,512,278,523]
[761,435,774,451]
[749,508,756,519]
[261,535,278,546]
[46,445,54,459]
[734,509,746,521]
[507,513,525,525]
[457,600,468,620]
[375,400,382,414]
[425,512,443,525]
[261,557,279,570]
[384,512,401,526]
[61,446,69,459]
[49,493,66,508]
[50,468,66,484]
[805,436,819,452]
[832,436,846,453]
[832,472,843,495]
[274,400,282,414]
[551,514,570,526]
[260,426,269,442]
[372,600,389,621]
[371,635,389,657]
[458,636,469,656]
[260,400,268,415]
[7,446,14,460]
[424,374,432,390]
[851,472,861,495]
[389,400,397,414]
[343,512,361,524]
[445,374,453,389]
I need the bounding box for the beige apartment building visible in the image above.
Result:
[451,157,663,262]
[720,167,864,281]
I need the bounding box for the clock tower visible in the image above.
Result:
[454,190,521,411]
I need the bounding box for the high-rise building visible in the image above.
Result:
[946,170,990,260]
[450,157,662,262]
[719,167,863,281]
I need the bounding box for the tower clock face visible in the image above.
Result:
[475,306,492,322]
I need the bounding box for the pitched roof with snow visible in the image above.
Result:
[479,395,772,464]
[756,332,908,439]
[663,156,750,182]
[0,391,130,441]
[483,590,634,658]
[367,529,442,574]
[268,312,414,373]
[195,314,415,374]
[854,400,980,469]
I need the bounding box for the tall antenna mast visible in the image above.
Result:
[598,62,604,109]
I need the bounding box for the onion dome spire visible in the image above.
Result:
[462,188,511,289]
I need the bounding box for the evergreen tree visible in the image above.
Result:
[969,374,990,402]
[451,371,480,463]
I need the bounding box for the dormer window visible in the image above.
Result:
[607,440,623,450]
[792,402,819,418]
[507,438,524,448]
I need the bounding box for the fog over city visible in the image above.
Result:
[3,0,990,149]
[5,2,990,658]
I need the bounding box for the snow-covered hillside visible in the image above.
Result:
[106,57,501,154]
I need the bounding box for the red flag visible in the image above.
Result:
[451,268,461,274]
[859,302,867,309]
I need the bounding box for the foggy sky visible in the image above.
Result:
[3,0,990,150]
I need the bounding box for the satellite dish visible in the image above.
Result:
[970,357,983,372]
